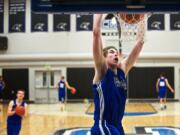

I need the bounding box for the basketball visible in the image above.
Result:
[15,106,25,117]
[118,13,144,24]
[71,88,76,95]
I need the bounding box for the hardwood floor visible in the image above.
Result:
[0,102,180,135]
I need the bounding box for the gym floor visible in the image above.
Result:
[0,102,180,135]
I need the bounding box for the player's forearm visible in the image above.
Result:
[168,85,174,92]
[93,14,103,52]
[66,83,73,90]
[23,104,28,117]
[67,86,73,90]
[131,40,143,61]
[93,14,103,33]
[125,40,144,72]
[7,110,15,116]
[24,110,28,117]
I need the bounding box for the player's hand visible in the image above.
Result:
[12,110,16,115]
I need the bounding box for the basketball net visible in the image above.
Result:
[115,13,149,44]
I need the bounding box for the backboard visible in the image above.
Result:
[31,0,180,13]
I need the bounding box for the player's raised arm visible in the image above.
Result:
[121,39,144,76]
[120,14,145,76]
[93,14,106,83]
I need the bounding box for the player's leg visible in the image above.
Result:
[159,89,166,110]
[7,124,13,135]
[160,98,164,110]
[7,124,21,135]
[158,89,163,110]
[91,123,112,135]
[163,97,167,109]
[61,97,65,111]
[116,124,125,135]
[108,127,121,135]
[161,89,167,110]
[91,122,122,135]
[59,89,66,111]
[91,124,101,135]
[13,125,21,135]
[59,91,64,111]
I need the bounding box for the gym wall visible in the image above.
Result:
[0,1,180,54]
[0,1,180,101]
[66,67,175,100]
[67,68,94,100]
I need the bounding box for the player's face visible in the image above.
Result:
[106,48,119,66]
[17,91,24,100]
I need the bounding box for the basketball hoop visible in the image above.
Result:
[115,13,150,43]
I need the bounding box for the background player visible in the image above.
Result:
[156,73,174,110]
[7,89,27,135]
[57,76,76,111]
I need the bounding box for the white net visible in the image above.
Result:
[115,13,150,44]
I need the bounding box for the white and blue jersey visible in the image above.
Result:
[7,100,25,135]
[91,68,127,135]
[58,80,66,102]
[158,77,167,98]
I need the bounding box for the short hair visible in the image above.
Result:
[103,46,118,57]
[160,72,165,77]
[17,89,25,93]
[61,76,65,80]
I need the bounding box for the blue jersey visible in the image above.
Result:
[7,100,25,125]
[93,68,127,125]
[158,77,167,98]
[58,80,65,92]
[158,78,166,90]
[58,80,66,102]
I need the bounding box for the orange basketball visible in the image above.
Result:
[71,88,76,95]
[119,14,144,24]
[15,106,25,117]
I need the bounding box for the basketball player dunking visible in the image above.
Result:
[91,14,144,135]
[7,89,27,135]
